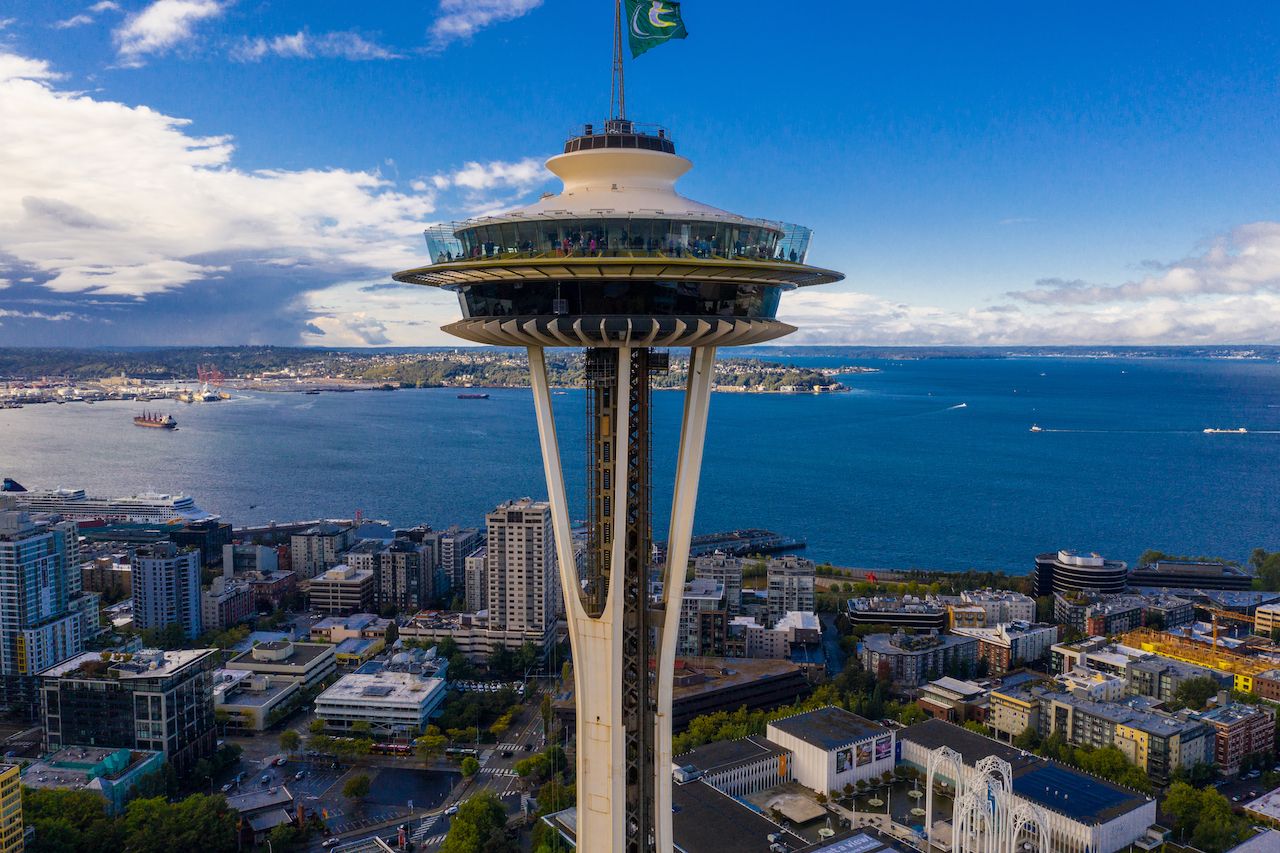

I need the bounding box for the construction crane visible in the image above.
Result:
[1201,605,1257,650]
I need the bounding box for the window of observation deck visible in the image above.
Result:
[424,219,813,267]
[455,280,783,320]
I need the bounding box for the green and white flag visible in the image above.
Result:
[625,0,688,58]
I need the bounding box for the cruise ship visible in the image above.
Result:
[0,479,218,524]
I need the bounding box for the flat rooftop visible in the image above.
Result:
[769,706,886,750]
[22,747,158,793]
[213,671,295,707]
[227,641,334,668]
[901,719,1150,826]
[226,785,294,813]
[335,637,379,655]
[317,670,443,707]
[672,780,807,853]
[1012,763,1144,825]
[675,735,788,776]
[40,648,213,679]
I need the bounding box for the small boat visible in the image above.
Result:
[303,390,321,395]
[134,411,177,429]
[1030,424,1043,433]
[458,393,490,400]
[1203,428,1248,434]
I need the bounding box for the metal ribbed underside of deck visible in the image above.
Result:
[441,315,793,347]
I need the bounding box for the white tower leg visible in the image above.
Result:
[527,345,629,852]
[654,345,716,852]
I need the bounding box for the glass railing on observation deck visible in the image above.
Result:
[422,218,813,268]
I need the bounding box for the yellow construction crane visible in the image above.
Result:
[1198,605,1256,650]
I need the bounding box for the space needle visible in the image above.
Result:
[394,5,843,850]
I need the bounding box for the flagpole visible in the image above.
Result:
[612,0,626,119]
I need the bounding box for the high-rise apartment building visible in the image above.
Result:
[693,553,743,616]
[439,526,482,595]
[39,648,218,774]
[485,500,557,637]
[131,542,203,639]
[0,509,94,716]
[766,555,815,626]
[307,564,375,615]
[345,538,434,612]
[464,546,487,613]
[676,578,726,657]
[289,523,354,579]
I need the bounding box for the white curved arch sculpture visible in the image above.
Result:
[926,746,965,850]
[1006,801,1051,853]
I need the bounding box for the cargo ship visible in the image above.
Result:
[133,411,177,429]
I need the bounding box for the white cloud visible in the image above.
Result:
[231,31,402,62]
[0,18,15,31]
[114,0,226,66]
[779,287,1280,346]
[0,49,435,299]
[0,55,63,81]
[432,157,549,192]
[54,14,96,30]
[429,0,542,50]
[54,1,123,29]
[1009,222,1280,307]
[0,308,78,322]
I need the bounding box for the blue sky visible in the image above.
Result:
[3,1,1280,346]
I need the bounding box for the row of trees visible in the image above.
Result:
[1163,781,1252,852]
[23,789,238,853]
[1011,727,1152,794]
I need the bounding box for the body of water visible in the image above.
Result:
[2,356,1279,573]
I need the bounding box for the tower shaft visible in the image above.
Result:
[586,347,656,850]
[528,345,717,852]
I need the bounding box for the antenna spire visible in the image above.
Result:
[611,0,626,119]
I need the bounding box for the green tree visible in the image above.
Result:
[268,822,302,852]
[417,725,448,764]
[280,728,301,752]
[309,717,327,734]
[1171,675,1220,711]
[343,774,372,801]
[440,791,509,853]
[351,720,373,738]
[122,794,237,853]
[1013,726,1040,751]
[540,693,554,735]
[23,788,123,853]
[897,704,926,726]
[461,756,480,777]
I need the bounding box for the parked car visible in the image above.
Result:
[260,774,271,786]
[220,783,233,793]
[444,805,459,816]
[295,771,306,781]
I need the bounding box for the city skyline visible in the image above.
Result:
[4,2,1280,346]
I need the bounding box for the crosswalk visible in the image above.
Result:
[410,816,439,843]
[493,743,524,752]
[481,767,518,777]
